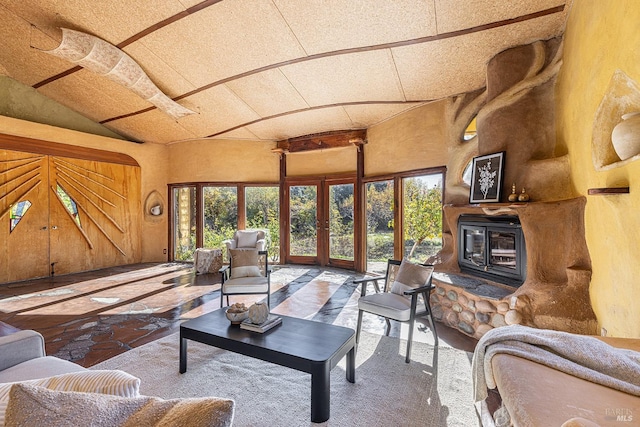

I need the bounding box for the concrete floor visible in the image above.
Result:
[0,263,478,367]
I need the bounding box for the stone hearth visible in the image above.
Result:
[429,198,598,339]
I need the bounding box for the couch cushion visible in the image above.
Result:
[229,249,261,278]
[5,383,235,427]
[222,276,269,294]
[390,260,433,296]
[0,355,85,383]
[0,369,141,425]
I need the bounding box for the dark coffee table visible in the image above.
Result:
[179,308,356,423]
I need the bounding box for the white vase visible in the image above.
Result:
[612,112,640,161]
[248,302,269,324]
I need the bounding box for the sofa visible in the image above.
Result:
[473,325,640,427]
[0,327,235,426]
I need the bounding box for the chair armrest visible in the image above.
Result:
[0,330,46,371]
[403,283,435,296]
[222,239,236,250]
[353,274,385,295]
[219,265,230,284]
[256,239,266,251]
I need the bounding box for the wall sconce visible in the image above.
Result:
[612,112,640,161]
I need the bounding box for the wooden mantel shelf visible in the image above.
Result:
[587,187,630,195]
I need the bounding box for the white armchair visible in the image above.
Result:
[222,230,266,259]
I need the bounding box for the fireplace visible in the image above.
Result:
[457,215,526,287]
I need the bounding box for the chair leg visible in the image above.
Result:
[423,292,438,346]
[406,294,419,363]
[220,292,223,308]
[356,310,363,345]
[384,319,391,336]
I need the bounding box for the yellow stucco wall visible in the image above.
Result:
[365,101,448,176]
[167,139,279,183]
[557,0,640,337]
[0,115,169,263]
[286,146,357,177]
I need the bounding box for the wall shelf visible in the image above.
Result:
[587,187,630,195]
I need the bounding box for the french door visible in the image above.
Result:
[284,178,355,269]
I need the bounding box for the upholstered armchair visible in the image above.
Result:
[222,230,266,259]
[219,249,271,308]
[354,259,438,363]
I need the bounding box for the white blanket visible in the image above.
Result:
[472,324,640,402]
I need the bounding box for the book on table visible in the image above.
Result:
[240,315,282,333]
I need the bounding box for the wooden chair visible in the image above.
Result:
[354,259,438,363]
[219,249,271,308]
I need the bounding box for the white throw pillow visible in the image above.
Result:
[236,230,259,248]
[0,370,140,425]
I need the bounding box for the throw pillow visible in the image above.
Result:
[229,249,261,278]
[390,259,433,296]
[236,230,259,248]
[0,370,140,425]
[5,383,235,427]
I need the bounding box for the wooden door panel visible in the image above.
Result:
[48,157,141,276]
[0,151,49,282]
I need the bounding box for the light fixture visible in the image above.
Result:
[40,28,195,120]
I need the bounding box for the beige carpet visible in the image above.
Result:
[93,330,479,426]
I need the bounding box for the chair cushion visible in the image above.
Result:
[4,383,235,427]
[358,292,427,321]
[236,230,259,248]
[229,249,261,278]
[390,259,433,296]
[222,277,269,294]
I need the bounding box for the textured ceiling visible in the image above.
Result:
[0,0,570,144]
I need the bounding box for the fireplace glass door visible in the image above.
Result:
[490,231,517,270]
[463,226,485,267]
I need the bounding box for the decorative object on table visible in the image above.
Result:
[469,152,505,203]
[248,301,269,324]
[611,112,640,161]
[508,183,519,202]
[240,315,282,333]
[517,188,530,202]
[225,303,249,324]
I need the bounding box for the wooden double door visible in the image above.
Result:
[0,149,141,284]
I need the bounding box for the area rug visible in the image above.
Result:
[93,330,479,426]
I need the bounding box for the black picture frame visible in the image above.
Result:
[469,152,505,203]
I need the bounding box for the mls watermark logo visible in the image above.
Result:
[605,408,633,422]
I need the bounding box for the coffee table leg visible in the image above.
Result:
[346,346,355,383]
[311,364,330,423]
[179,336,187,373]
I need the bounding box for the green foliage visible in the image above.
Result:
[203,186,237,250]
[403,178,443,260]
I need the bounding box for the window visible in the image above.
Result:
[245,186,280,262]
[365,180,394,274]
[173,186,196,261]
[203,186,237,253]
[402,174,443,264]
[56,184,81,226]
[9,200,32,232]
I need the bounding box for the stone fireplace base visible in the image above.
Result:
[429,198,598,339]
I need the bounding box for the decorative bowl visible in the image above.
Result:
[225,309,248,325]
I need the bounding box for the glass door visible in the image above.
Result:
[326,180,355,269]
[285,178,355,268]
[286,182,320,264]
[172,186,197,261]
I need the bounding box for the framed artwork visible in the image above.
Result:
[469,152,505,203]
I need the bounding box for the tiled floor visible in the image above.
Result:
[0,263,479,367]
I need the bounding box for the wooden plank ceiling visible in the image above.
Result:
[0,0,570,144]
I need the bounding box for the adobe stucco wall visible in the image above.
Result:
[167,139,279,182]
[557,1,640,337]
[0,115,169,263]
[365,101,448,176]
